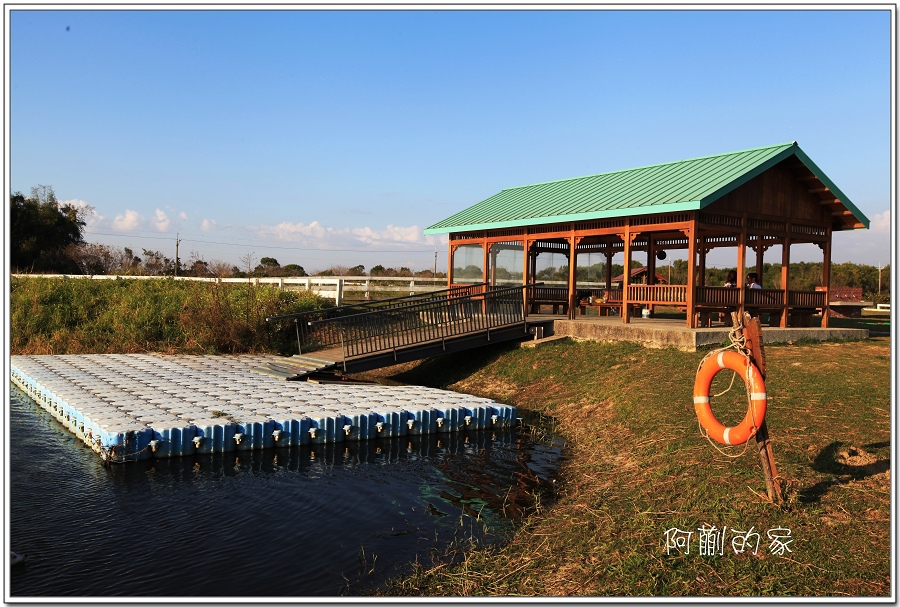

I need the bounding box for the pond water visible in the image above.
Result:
[8,383,563,598]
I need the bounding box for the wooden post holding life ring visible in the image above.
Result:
[693,350,767,446]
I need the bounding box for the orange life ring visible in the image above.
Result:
[693,350,767,446]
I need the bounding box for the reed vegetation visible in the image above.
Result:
[10,276,325,355]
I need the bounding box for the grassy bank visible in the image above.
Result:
[10,276,325,355]
[358,337,891,597]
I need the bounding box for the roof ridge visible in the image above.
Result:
[502,141,798,192]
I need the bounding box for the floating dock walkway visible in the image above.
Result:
[10,353,517,464]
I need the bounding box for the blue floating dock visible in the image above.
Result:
[10,354,517,463]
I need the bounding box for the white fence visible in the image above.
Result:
[11,274,448,306]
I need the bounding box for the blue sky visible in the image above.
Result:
[9,7,894,273]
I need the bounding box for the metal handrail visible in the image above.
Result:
[267,283,491,354]
[310,284,528,359]
[267,282,487,322]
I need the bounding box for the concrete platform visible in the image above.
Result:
[10,353,517,463]
[549,317,870,352]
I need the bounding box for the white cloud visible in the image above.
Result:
[200,218,217,231]
[153,208,170,231]
[252,220,335,242]
[352,224,424,244]
[869,209,891,233]
[244,220,447,257]
[179,211,189,221]
[831,208,892,266]
[112,209,143,230]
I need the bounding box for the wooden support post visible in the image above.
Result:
[482,239,489,287]
[605,250,613,293]
[732,311,783,504]
[567,234,579,319]
[737,217,747,315]
[755,234,764,278]
[781,235,791,328]
[447,244,455,287]
[522,239,530,312]
[685,225,696,328]
[821,227,832,328]
[622,223,632,324]
[697,236,707,287]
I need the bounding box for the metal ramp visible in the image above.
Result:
[249,354,339,380]
[265,284,533,378]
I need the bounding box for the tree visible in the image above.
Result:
[317,265,351,276]
[239,252,256,279]
[141,249,175,276]
[10,185,90,272]
[281,264,307,277]
[189,260,211,276]
[206,260,233,278]
[65,243,122,275]
[121,248,142,273]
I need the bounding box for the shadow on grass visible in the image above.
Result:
[799,440,891,503]
[385,340,523,389]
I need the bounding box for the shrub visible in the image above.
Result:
[10,277,325,355]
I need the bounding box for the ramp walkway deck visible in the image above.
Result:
[263,284,533,379]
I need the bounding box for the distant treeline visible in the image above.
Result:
[10,276,325,356]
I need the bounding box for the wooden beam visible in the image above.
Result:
[808,186,831,193]
[832,210,855,216]
[819,198,841,205]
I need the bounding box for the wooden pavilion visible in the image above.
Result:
[424,142,870,328]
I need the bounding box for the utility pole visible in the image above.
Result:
[433,249,437,278]
[174,233,181,277]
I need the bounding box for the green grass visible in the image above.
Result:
[10,276,327,355]
[361,337,891,597]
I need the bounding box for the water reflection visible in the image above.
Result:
[9,384,563,597]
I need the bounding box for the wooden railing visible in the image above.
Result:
[788,290,826,308]
[627,284,688,304]
[745,288,785,308]
[499,281,828,317]
[694,286,741,307]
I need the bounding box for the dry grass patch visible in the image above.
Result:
[366,337,891,597]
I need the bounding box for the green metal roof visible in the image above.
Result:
[424,142,869,234]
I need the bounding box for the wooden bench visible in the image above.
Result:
[694,305,736,327]
[578,300,643,317]
[789,309,819,327]
[529,299,569,315]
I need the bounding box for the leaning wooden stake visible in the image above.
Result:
[732,312,784,504]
